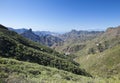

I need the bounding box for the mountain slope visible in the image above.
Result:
[0,24,91,77]
[34,31,59,36]
[53,29,103,54]
[52,26,120,80]
[75,26,120,56]
[8,27,28,34]
[1,57,117,83]
[54,26,120,56]
[21,29,63,46]
[21,28,41,43]
[8,28,62,47]
[8,28,59,36]
[76,44,120,77]
[75,26,120,78]
[1,24,120,83]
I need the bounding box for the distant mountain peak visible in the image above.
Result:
[21,29,40,43]
[29,28,32,32]
[24,28,33,34]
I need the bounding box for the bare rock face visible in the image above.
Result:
[106,26,120,37]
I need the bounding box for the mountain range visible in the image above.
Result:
[8,27,59,36]
[54,26,120,78]
[9,28,63,46]
[0,24,93,82]
[0,24,120,83]
[52,29,104,54]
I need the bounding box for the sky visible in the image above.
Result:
[0,0,120,32]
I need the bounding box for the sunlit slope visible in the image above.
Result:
[54,26,120,58]
[0,24,91,76]
[1,57,120,83]
[76,44,120,78]
[75,26,120,56]
[52,30,103,54]
[75,26,120,78]
[0,57,90,83]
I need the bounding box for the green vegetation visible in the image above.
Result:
[53,26,120,82]
[54,26,120,56]
[0,57,120,83]
[76,44,120,77]
[0,24,120,83]
[74,26,120,82]
[21,28,63,47]
[0,24,91,77]
[53,30,103,54]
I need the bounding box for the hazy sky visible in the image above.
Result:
[0,0,120,32]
